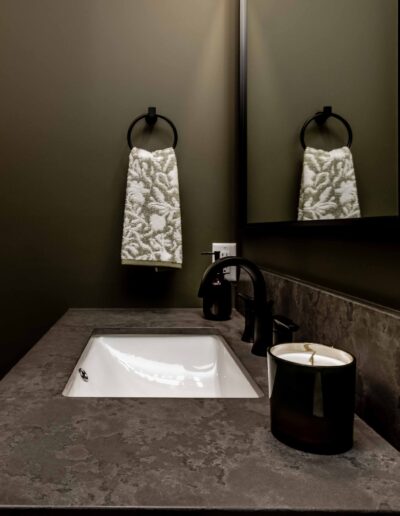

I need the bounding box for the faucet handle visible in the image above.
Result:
[272,315,299,345]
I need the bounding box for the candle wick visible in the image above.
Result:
[309,351,316,366]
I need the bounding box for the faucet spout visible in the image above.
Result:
[198,257,272,356]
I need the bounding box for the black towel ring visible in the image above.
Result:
[300,106,353,149]
[127,107,178,149]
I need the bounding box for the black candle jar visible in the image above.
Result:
[267,343,356,455]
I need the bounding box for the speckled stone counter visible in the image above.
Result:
[0,308,399,513]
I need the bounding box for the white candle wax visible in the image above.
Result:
[278,352,345,367]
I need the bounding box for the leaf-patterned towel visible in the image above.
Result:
[298,146,361,220]
[121,147,182,268]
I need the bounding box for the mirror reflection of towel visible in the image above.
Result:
[297,146,361,220]
[121,147,182,268]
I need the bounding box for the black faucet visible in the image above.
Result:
[198,257,273,357]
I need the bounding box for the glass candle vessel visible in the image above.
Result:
[267,342,356,454]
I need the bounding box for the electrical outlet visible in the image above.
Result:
[212,243,237,281]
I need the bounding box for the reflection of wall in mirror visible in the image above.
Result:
[247,0,398,223]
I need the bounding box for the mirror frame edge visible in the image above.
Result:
[239,0,400,230]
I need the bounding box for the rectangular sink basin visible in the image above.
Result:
[63,331,262,398]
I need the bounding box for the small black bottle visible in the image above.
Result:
[201,251,232,321]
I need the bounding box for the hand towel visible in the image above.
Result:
[121,147,182,268]
[297,146,361,220]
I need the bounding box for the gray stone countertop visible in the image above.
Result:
[0,308,399,513]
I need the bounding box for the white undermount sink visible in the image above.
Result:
[62,332,263,398]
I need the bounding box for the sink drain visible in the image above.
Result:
[78,368,89,382]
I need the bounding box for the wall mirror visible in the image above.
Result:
[241,0,398,225]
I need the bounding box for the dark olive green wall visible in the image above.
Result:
[242,225,400,310]
[0,0,238,377]
[1,0,399,384]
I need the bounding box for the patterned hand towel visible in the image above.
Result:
[297,146,361,220]
[121,147,182,268]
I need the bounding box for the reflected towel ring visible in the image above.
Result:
[300,106,353,149]
[127,107,178,149]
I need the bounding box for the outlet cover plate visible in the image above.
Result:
[212,243,237,281]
